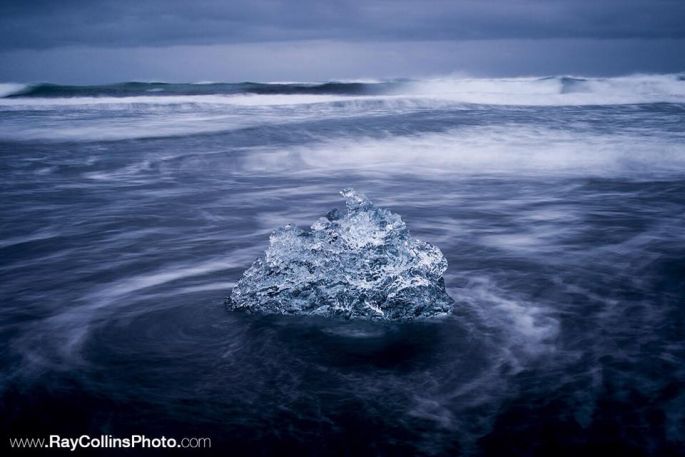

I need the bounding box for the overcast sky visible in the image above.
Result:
[1,0,684,82]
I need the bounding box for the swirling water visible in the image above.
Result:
[1,75,684,455]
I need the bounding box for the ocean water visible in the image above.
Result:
[1,75,684,456]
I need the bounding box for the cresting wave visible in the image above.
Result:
[1,80,400,98]
[0,83,28,98]
[406,73,685,105]
[1,73,684,105]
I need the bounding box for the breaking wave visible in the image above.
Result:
[3,80,400,98]
[2,74,683,105]
[405,73,685,105]
[0,83,28,98]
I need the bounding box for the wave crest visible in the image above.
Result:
[2,74,683,105]
[406,73,685,105]
[0,83,29,98]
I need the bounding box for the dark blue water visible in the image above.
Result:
[1,76,684,456]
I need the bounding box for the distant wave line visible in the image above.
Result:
[1,73,683,106]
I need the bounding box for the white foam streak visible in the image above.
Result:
[93,259,238,299]
[0,93,362,109]
[246,126,685,177]
[456,277,560,358]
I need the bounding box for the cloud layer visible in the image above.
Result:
[0,0,683,81]
[2,0,684,50]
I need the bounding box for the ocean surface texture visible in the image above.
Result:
[1,75,684,456]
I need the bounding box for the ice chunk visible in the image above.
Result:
[226,189,454,320]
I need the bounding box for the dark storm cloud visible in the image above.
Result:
[4,39,684,84]
[1,0,684,50]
